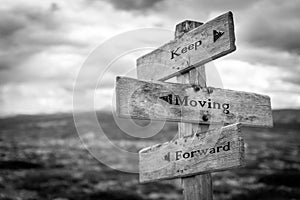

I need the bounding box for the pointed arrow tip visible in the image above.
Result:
[159,94,173,104]
[213,30,225,42]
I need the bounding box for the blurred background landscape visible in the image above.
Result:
[0,109,299,200]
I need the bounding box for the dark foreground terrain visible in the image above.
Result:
[0,110,299,200]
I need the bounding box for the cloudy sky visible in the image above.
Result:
[0,0,300,116]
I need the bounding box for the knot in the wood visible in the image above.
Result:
[175,20,203,39]
[192,84,201,92]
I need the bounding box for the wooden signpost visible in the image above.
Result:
[115,11,273,200]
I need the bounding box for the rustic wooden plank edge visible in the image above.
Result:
[115,76,273,128]
[136,11,236,81]
[139,123,245,183]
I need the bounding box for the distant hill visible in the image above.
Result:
[2,109,300,123]
[272,109,300,124]
[0,109,299,141]
[272,109,300,130]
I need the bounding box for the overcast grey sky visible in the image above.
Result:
[0,0,300,116]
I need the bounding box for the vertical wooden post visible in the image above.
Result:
[175,20,213,200]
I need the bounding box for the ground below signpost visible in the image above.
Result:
[0,110,300,200]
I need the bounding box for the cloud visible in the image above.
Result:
[99,0,257,18]
[1,0,300,116]
[101,0,164,11]
[0,5,60,45]
[0,4,85,72]
[194,0,259,12]
[217,0,300,92]
[282,74,300,86]
[215,59,300,109]
[0,82,73,116]
[0,14,24,38]
[224,44,300,98]
[239,0,300,54]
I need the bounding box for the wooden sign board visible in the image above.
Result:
[116,76,273,127]
[137,11,236,81]
[139,123,244,183]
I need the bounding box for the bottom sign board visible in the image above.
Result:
[139,123,245,183]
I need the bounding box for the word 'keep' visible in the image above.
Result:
[170,40,202,60]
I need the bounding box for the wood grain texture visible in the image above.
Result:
[136,11,236,81]
[182,174,212,200]
[177,67,213,200]
[139,123,245,183]
[116,76,273,127]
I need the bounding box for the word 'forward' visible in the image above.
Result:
[139,123,244,183]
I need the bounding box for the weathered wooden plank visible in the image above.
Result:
[136,11,236,81]
[139,123,245,183]
[116,76,273,127]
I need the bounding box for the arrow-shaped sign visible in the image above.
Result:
[213,30,225,42]
[116,76,273,127]
[139,123,244,183]
[137,11,236,81]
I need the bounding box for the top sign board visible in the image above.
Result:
[137,11,236,81]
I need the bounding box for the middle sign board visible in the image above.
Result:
[116,76,273,127]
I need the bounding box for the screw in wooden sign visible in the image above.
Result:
[115,11,273,200]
